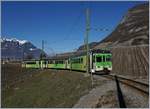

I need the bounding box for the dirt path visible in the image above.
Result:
[73,75,119,108]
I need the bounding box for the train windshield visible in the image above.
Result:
[96,56,102,62]
[106,55,111,61]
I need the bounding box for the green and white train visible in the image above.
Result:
[22,49,112,73]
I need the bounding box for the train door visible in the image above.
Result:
[91,53,97,72]
[103,55,106,69]
[66,59,70,69]
[90,53,95,73]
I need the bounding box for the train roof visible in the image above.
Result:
[91,49,111,53]
[23,59,40,61]
[22,49,111,61]
[47,49,111,59]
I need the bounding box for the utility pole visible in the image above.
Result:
[85,8,90,74]
[41,40,44,59]
[41,40,44,69]
[42,40,44,55]
[85,8,94,87]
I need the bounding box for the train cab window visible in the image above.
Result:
[106,55,111,61]
[96,56,102,62]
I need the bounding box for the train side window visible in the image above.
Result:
[81,58,83,63]
[59,61,64,64]
[48,60,53,64]
[27,62,36,64]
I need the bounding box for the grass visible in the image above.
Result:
[2,69,92,108]
[2,63,34,88]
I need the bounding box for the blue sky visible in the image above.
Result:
[1,1,148,54]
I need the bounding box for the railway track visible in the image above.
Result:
[94,73,149,94]
[94,72,149,108]
[111,74,148,94]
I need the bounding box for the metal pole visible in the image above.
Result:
[42,40,44,58]
[86,8,94,87]
[86,8,90,74]
[41,40,44,69]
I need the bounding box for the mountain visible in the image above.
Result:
[77,42,99,51]
[1,37,46,60]
[77,3,148,51]
[94,3,149,49]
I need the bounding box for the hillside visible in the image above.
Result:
[94,3,149,49]
[2,67,91,108]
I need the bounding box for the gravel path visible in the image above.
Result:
[73,75,119,108]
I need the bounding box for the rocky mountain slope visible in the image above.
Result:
[77,3,148,51]
[94,3,149,49]
[1,37,46,59]
[77,42,99,51]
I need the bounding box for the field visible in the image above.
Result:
[2,64,92,108]
[1,63,33,89]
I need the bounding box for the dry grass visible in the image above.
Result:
[2,69,91,108]
[1,63,35,89]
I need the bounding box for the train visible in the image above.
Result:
[22,49,112,73]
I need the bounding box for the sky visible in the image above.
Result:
[1,1,148,54]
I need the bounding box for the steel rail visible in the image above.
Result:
[97,74,149,94]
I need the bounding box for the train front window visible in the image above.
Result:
[96,56,102,62]
[106,55,111,61]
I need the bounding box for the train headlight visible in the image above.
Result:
[91,69,95,73]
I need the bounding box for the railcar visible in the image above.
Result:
[22,49,112,73]
[90,49,112,73]
[48,59,67,69]
[22,60,40,68]
[70,55,86,71]
[22,60,47,69]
